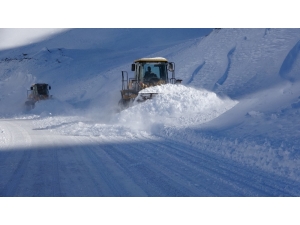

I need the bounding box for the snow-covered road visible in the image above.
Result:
[1,118,299,197]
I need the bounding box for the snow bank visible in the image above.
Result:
[115,84,238,130]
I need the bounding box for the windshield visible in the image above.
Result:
[36,84,49,95]
[142,63,167,81]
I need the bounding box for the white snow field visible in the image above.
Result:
[1,28,300,223]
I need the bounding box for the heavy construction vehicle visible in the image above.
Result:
[24,83,52,110]
[119,57,182,109]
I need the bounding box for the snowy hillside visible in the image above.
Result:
[0,28,212,114]
[1,28,300,199]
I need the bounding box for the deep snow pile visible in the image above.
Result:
[118,84,238,130]
[31,84,238,137]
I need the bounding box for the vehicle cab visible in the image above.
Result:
[131,57,179,86]
[27,83,52,101]
[119,57,181,109]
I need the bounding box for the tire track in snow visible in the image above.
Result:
[127,139,267,196]
[100,144,182,196]
[0,120,63,196]
[98,138,248,196]
[50,148,62,196]
[0,121,33,196]
[69,136,147,197]
[59,145,109,196]
[118,142,220,196]
[126,134,300,196]
[95,140,198,196]
[81,134,300,196]
[46,144,104,197]
[126,139,232,195]
[2,119,299,196]
[0,150,32,196]
[82,144,133,196]
[153,139,300,196]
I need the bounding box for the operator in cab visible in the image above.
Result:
[144,66,157,80]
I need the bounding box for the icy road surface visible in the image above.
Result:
[1,117,299,197]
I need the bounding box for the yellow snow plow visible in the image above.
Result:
[118,57,182,109]
[24,83,52,110]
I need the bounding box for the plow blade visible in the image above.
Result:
[135,92,159,103]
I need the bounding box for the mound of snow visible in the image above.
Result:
[114,84,238,131]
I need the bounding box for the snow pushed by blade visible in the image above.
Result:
[117,84,238,130]
[31,84,238,139]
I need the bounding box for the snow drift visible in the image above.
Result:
[117,84,238,130]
